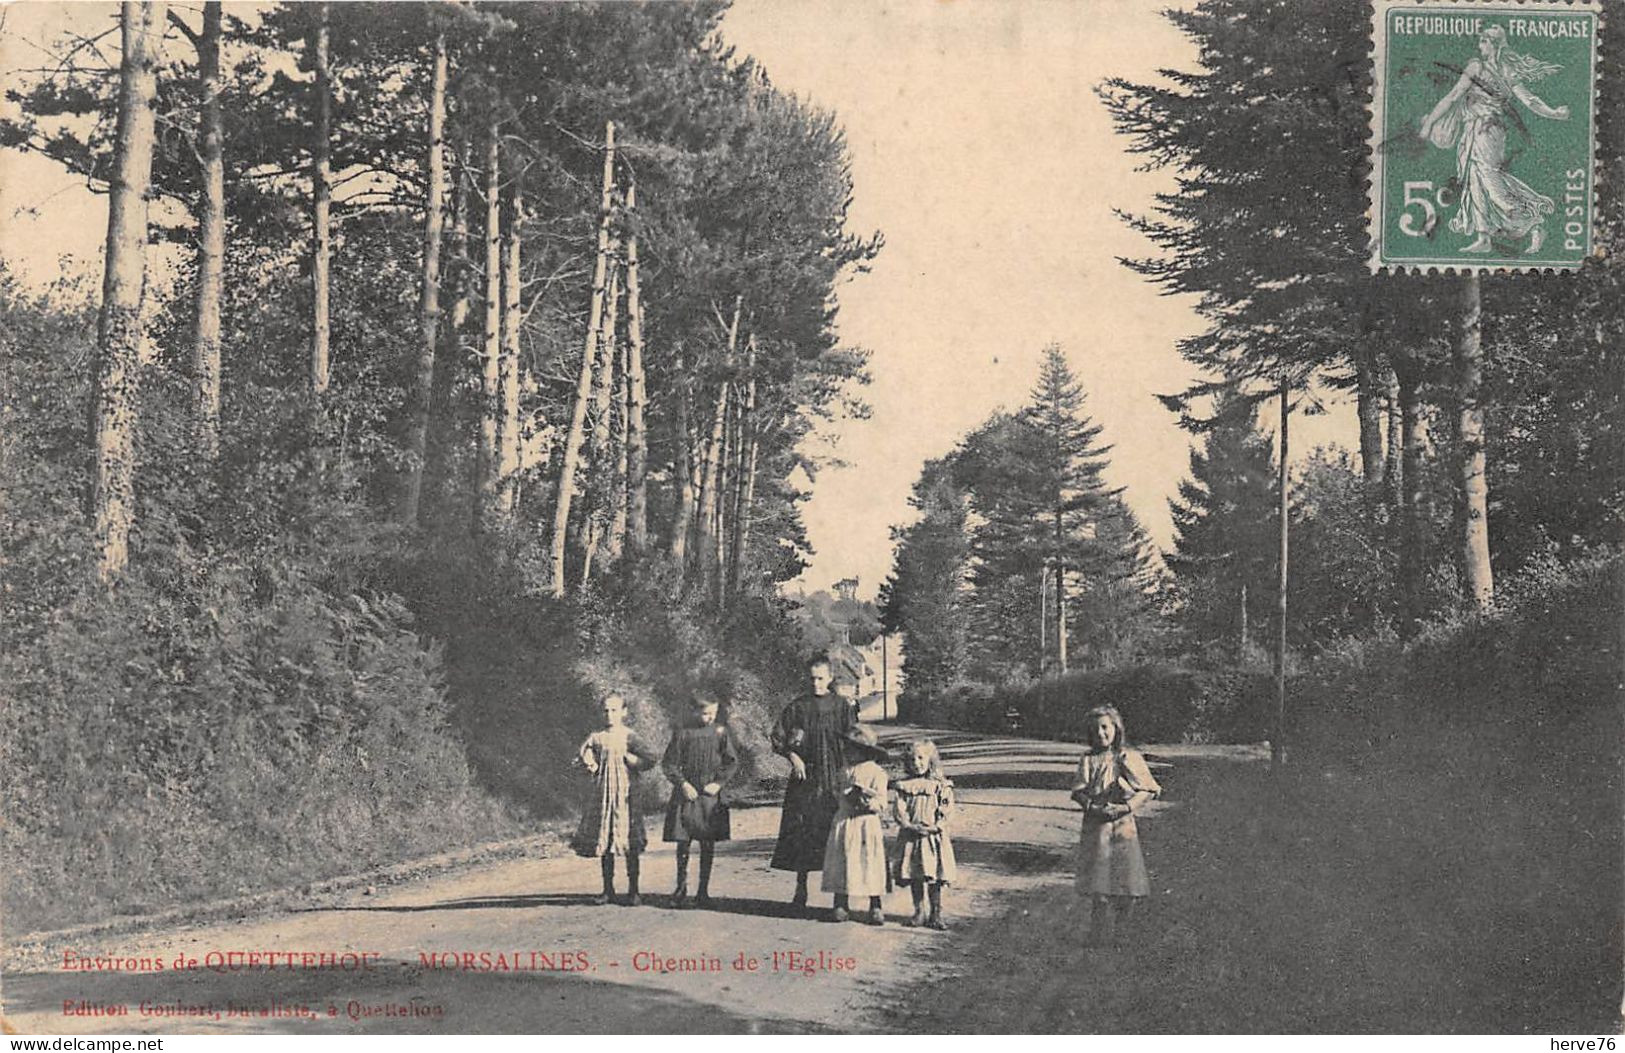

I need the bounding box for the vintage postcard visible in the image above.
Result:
[1,0,1618,1040]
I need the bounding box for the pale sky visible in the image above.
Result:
[719,0,1357,598]
[0,1,1359,601]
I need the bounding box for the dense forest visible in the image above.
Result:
[0,0,878,930]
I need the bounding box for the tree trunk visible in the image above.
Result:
[607,339,629,561]
[579,258,621,586]
[695,380,730,594]
[693,296,742,592]
[1397,368,1427,635]
[92,0,165,583]
[623,182,649,554]
[1384,366,1403,516]
[308,2,331,399]
[667,369,694,564]
[1355,352,1385,485]
[549,121,616,596]
[1456,274,1494,611]
[475,117,502,528]
[425,131,471,520]
[729,338,758,597]
[496,165,523,516]
[190,0,223,463]
[400,28,447,525]
[713,388,735,607]
[1238,581,1248,660]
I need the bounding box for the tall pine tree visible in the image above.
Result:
[880,458,970,700]
[1165,392,1277,656]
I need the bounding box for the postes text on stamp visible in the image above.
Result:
[1371,0,1600,271]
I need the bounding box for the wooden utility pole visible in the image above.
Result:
[1055,516,1069,675]
[1273,377,1290,770]
[550,121,615,595]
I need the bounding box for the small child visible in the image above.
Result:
[660,691,741,909]
[1069,704,1161,945]
[821,724,891,925]
[892,738,957,930]
[572,692,660,906]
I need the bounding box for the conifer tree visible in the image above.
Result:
[1165,392,1277,654]
[880,459,971,701]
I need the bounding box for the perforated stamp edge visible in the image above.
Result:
[1367,0,1603,274]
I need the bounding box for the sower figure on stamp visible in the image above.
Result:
[770,655,855,914]
[572,692,661,906]
[1418,23,1570,254]
[1070,704,1161,946]
[661,690,740,909]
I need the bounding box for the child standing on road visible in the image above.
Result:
[1070,704,1161,945]
[821,725,890,925]
[661,691,741,909]
[892,738,957,929]
[572,692,660,906]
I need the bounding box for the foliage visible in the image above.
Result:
[789,587,882,656]
[989,664,1274,745]
[0,275,511,932]
[1103,0,1625,630]
[1287,552,1622,759]
[885,345,1164,691]
[879,458,971,700]
[1165,391,1278,652]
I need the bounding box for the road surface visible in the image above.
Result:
[2,729,1258,1034]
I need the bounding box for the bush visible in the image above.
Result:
[0,279,511,933]
[0,556,512,933]
[899,665,1274,744]
[1287,552,1623,762]
[996,664,1273,744]
[898,681,1000,732]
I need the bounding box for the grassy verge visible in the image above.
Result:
[888,559,1623,1033]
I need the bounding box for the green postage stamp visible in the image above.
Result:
[1371,0,1601,271]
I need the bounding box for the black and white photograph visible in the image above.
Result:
[0,0,1619,1037]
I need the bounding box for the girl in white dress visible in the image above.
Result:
[821,725,890,924]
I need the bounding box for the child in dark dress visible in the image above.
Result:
[661,692,741,909]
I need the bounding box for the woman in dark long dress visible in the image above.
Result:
[769,656,855,912]
[661,692,740,908]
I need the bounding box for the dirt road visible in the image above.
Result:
[6,728,1251,1034]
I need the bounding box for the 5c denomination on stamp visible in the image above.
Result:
[1371,0,1601,271]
